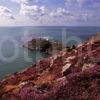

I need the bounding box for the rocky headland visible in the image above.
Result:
[0,33,100,100]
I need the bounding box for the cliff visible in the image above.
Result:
[0,33,100,100]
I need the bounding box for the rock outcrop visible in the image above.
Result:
[88,32,100,43]
[23,38,64,54]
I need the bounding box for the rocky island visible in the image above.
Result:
[0,33,100,100]
[23,38,64,54]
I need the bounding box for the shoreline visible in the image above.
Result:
[0,33,100,99]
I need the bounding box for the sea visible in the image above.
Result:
[0,26,100,80]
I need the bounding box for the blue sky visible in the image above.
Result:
[0,0,100,26]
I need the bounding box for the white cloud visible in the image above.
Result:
[0,0,99,26]
[50,8,74,18]
[65,0,100,10]
[0,5,14,20]
[50,8,66,17]
[49,7,95,22]
[20,5,47,18]
[65,0,87,10]
[11,0,33,4]
[64,0,98,22]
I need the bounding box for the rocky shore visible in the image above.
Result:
[0,33,100,100]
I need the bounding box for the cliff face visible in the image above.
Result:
[0,33,100,100]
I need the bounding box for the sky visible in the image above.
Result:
[0,0,100,26]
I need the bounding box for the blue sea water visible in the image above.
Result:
[0,26,100,79]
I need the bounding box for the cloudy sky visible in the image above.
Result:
[0,0,100,26]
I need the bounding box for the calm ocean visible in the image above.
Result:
[0,26,100,79]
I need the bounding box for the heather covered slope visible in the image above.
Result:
[0,33,100,100]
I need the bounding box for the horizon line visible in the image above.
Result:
[0,25,100,27]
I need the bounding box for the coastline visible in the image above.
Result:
[0,33,100,99]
